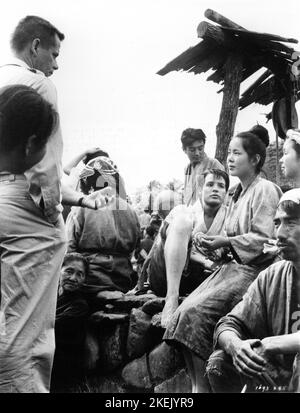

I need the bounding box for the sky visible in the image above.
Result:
[0,0,300,195]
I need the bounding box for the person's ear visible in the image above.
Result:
[252,154,261,167]
[31,38,41,57]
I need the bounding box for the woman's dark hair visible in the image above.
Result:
[83,150,109,165]
[235,124,270,173]
[11,15,64,52]
[0,84,57,153]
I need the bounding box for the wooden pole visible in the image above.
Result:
[215,53,244,165]
[204,8,244,30]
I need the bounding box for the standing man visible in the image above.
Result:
[0,16,110,393]
[181,128,224,206]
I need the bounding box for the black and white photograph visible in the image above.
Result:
[0,0,299,397]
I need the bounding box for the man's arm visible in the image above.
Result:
[63,147,101,175]
[258,332,300,356]
[61,181,113,210]
[218,330,267,378]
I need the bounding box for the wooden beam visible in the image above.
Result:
[215,53,243,165]
[197,21,226,44]
[204,9,244,29]
[242,69,272,97]
[222,26,298,44]
[205,9,298,44]
[239,76,281,108]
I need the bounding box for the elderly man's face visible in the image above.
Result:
[274,208,300,262]
[184,141,205,165]
[34,33,61,77]
[60,259,86,292]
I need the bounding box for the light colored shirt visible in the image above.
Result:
[0,58,63,223]
[226,176,282,265]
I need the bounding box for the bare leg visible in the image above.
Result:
[183,348,211,393]
[161,212,193,328]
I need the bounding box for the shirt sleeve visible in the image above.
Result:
[213,269,270,349]
[66,208,83,252]
[229,182,282,264]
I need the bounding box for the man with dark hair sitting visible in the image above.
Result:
[207,189,300,393]
[142,169,229,327]
[51,253,90,391]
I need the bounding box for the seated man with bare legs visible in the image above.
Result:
[143,169,229,328]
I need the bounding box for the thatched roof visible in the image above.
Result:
[157,9,300,110]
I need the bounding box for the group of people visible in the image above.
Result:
[140,125,300,392]
[0,14,299,394]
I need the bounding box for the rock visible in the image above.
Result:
[126,308,153,359]
[96,290,125,302]
[122,354,153,390]
[112,293,157,312]
[89,311,129,325]
[92,290,125,310]
[154,369,192,393]
[148,342,184,384]
[98,323,128,373]
[142,298,165,316]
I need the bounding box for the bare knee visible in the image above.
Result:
[167,213,193,239]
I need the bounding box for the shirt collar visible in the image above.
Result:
[7,57,44,76]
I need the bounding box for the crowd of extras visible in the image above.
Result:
[0,16,299,393]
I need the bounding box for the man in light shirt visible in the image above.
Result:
[182,128,224,206]
[0,16,111,393]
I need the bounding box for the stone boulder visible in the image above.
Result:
[154,369,192,393]
[126,308,153,359]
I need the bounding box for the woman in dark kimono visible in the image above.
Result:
[66,156,140,298]
[163,125,282,392]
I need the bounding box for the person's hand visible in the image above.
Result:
[200,235,230,251]
[82,186,114,210]
[230,338,267,379]
[254,338,273,360]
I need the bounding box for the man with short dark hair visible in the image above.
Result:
[207,189,300,393]
[0,16,111,393]
[144,169,229,327]
[181,128,224,206]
